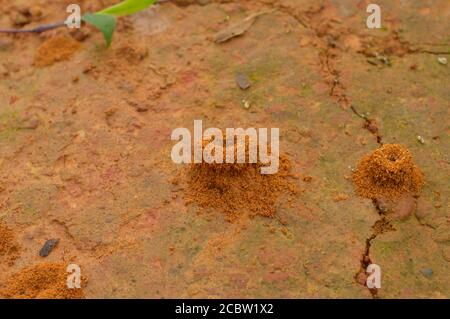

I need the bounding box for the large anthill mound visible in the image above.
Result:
[185,137,298,221]
[352,144,424,200]
[34,35,80,67]
[0,221,20,266]
[0,263,85,299]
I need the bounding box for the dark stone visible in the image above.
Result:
[39,238,60,257]
[235,73,251,90]
[420,268,433,279]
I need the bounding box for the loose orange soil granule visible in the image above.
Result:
[352,144,424,200]
[34,35,80,67]
[185,138,298,221]
[0,221,20,266]
[0,263,85,299]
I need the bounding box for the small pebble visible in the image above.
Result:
[420,268,433,279]
[437,57,447,65]
[235,73,251,90]
[393,194,415,221]
[39,238,59,257]
[417,135,425,144]
[376,54,391,66]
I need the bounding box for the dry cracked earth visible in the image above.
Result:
[0,0,449,298]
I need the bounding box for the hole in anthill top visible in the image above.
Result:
[383,149,404,163]
[388,155,397,162]
[383,149,403,162]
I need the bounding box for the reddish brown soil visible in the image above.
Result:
[0,221,20,266]
[0,0,448,299]
[0,263,85,299]
[34,35,81,67]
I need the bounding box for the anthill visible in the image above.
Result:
[352,144,424,200]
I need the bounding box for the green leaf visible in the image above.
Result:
[82,0,156,48]
[82,13,117,48]
[97,0,156,17]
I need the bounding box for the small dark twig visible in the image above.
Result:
[418,49,450,55]
[0,21,66,33]
[350,105,367,120]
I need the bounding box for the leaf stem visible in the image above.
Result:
[0,21,66,33]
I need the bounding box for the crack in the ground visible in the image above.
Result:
[262,3,398,298]
[355,201,396,298]
[269,3,384,143]
[415,217,436,230]
[350,105,383,144]
[357,233,378,297]
[266,2,448,145]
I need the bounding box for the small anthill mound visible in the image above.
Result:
[352,144,424,200]
[0,263,85,299]
[185,138,298,221]
[34,35,80,67]
[0,221,20,266]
